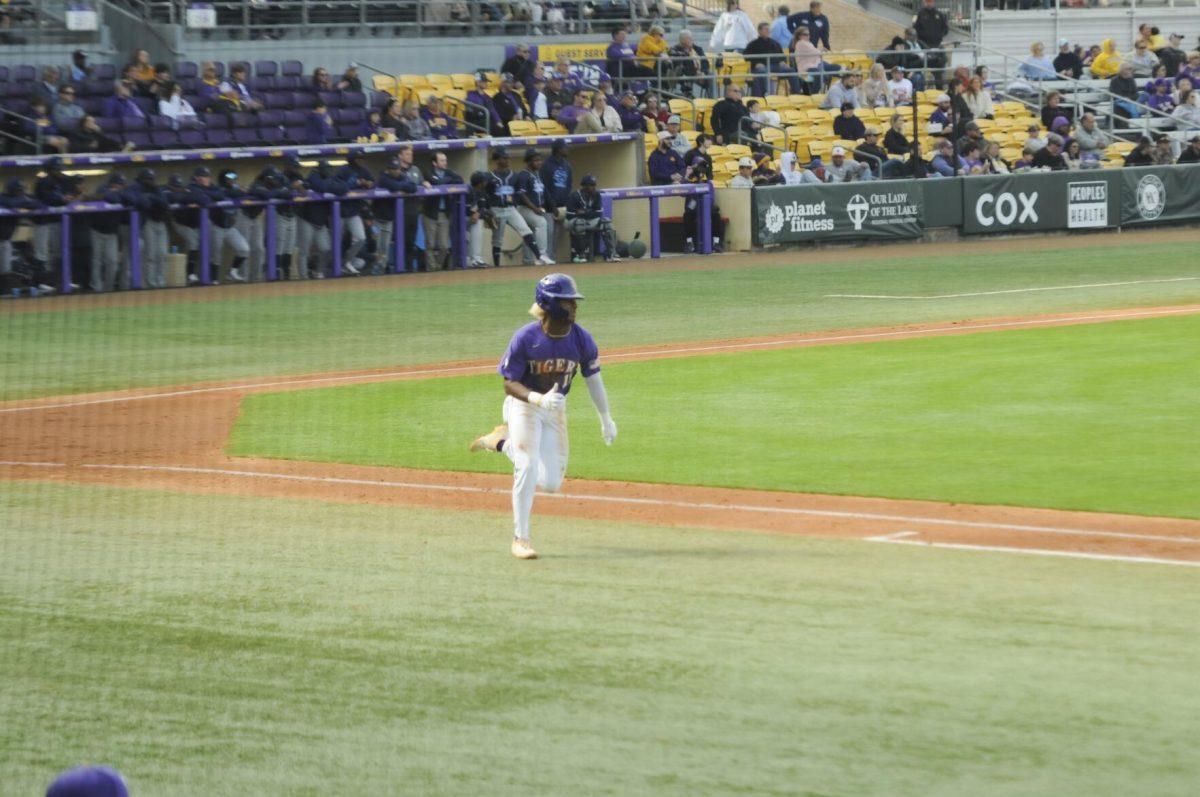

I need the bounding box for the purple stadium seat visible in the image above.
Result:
[229,61,250,77]
[122,116,148,133]
[133,97,154,116]
[263,93,291,110]
[257,110,283,127]
[150,130,180,149]
[94,64,116,81]
[149,114,174,131]
[338,107,364,124]
[212,62,225,78]
[80,78,111,96]
[255,61,278,77]
[0,66,9,82]
[232,127,260,146]
[179,128,206,148]
[258,126,285,145]
[281,60,303,77]
[80,97,104,114]
[342,91,366,109]
[187,95,211,113]
[250,76,274,92]
[6,98,30,115]
[125,131,151,149]
[175,61,199,79]
[369,90,390,109]
[15,65,36,82]
[96,117,121,135]
[178,78,197,93]
[336,124,362,140]
[317,91,339,110]
[204,112,230,129]
[275,75,301,92]
[4,83,29,99]
[284,126,308,144]
[205,128,233,147]
[282,110,307,126]
[231,111,257,128]
[291,91,315,110]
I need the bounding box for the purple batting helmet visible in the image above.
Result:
[535,273,583,321]
[46,766,129,797]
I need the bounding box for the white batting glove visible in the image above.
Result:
[528,383,565,412]
[600,413,617,446]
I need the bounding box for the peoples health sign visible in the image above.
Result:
[1067,181,1109,228]
[754,182,923,244]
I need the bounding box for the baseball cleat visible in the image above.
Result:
[511,537,538,559]
[469,424,507,453]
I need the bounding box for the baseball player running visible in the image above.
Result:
[469,273,617,559]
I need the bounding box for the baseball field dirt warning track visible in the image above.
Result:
[5,303,1200,567]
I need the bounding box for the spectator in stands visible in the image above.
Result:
[550,55,575,85]
[69,50,90,82]
[1010,144,1035,172]
[1151,133,1177,164]
[637,25,670,75]
[913,0,948,85]
[158,83,198,128]
[779,150,819,184]
[928,92,951,131]
[501,44,537,87]
[545,74,573,110]
[832,101,865,140]
[400,100,432,141]
[710,1,756,54]
[336,63,362,92]
[822,72,860,110]
[1172,89,1200,128]
[1018,42,1056,81]
[493,74,529,135]
[1073,113,1110,156]
[752,153,783,184]
[959,142,984,174]
[1054,38,1083,79]
[984,141,1011,174]
[576,92,622,134]
[210,82,246,116]
[422,96,458,139]
[467,72,504,136]
[196,63,221,98]
[886,66,914,106]
[20,99,66,154]
[1123,136,1154,166]
[747,99,779,130]
[306,99,336,144]
[642,93,670,127]
[744,21,788,96]
[884,113,910,156]
[957,120,989,157]
[381,99,407,134]
[1023,122,1045,151]
[556,89,589,132]
[1146,79,1176,114]
[790,27,825,94]
[33,67,61,106]
[648,130,687,183]
[1177,134,1200,163]
[711,82,750,144]
[670,29,710,98]
[681,134,725,252]
[770,5,792,50]
[608,25,655,86]
[355,109,385,140]
[824,146,868,182]
[128,49,155,90]
[973,64,995,93]
[730,157,756,187]
[963,75,993,120]
[227,65,262,110]
[663,115,691,156]
[855,127,888,177]
[540,139,572,256]
[617,91,646,132]
[597,75,618,107]
[789,1,830,51]
[1032,133,1067,170]
[421,151,463,270]
[929,137,960,176]
[1177,52,1200,87]
[1109,64,1142,118]
[899,28,928,91]
[1062,139,1085,170]
[1129,39,1159,78]
[1040,91,1073,129]
[1157,33,1188,77]
[1090,38,1122,78]
[860,65,894,109]
[526,74,550,120]
[51,85,85,133]
[104,81,147,121]
[312,67,334,92]
[140,63,171,100]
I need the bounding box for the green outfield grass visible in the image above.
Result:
[2,482,1198,796]
[3,240,1200,400]
[231,315,1200,519]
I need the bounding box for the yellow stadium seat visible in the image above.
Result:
[536,119,568,135]
[508,120,539,136]
[372,75,398,94]
[450,73,476,91]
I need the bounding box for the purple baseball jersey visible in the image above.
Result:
[499,321,600,396]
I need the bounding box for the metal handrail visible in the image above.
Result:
[738,115,789,155]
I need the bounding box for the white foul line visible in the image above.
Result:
[826,276,1200,300]
[868,535,1200,568]
[0,461,1184,545]
[3,305,1198,415]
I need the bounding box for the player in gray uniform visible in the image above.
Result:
[469,273,617,559]
[486,148,554,268]
[514,148,550,266]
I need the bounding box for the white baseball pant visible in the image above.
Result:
[502,394,568,541]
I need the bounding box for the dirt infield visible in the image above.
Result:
[4,304,1200,567]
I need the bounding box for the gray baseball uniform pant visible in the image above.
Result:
[516,207,548,264]
[211,224,250,281]
[141,220,169,289]
[236,211,265,282]
[295,219,331,279]
[568,217,617,259]
[375,220,394,273]
[423,212,451,270]
[468,218,485,264]
[90,230,121,293]
[275,213,297,278]
[33,222,60,267]
[0,240,12,274]
[343,214,366,267]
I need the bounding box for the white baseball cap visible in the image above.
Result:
[831,145,846,156]
[738,156,754,167]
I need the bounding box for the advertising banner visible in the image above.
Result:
[753,181,923,245]
[960,171,1119,234]
[1119,165,1200,225]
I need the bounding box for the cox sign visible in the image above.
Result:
[974,191,1039,227]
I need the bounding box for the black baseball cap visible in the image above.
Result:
[492,147,510,160]
[193,165,211,177]
[580,173,597,186]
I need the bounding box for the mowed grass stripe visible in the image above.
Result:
[3,483,1199,795]
[5,240,1200,399]
[230,314,1200,520]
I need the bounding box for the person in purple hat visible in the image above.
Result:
[46,766,128,797]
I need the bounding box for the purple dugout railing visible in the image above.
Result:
[599,183,714,258]
[1,185,468,294]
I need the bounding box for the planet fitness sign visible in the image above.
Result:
[753,182,924,244]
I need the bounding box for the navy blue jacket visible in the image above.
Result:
[373,171,419,222]
[788,11,830,49]
[337,162,375,218]
[423,167,463,217]
[125,182,171,224]
[33,174,77,224]
[169,182,215,229]
[0,193,41,240]
[540,155,573,209]
[301,171,350,227]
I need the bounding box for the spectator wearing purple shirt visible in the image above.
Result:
[306,99,336,144]
[648,131,687,184]
[466,72,503,136]
[103,82,147,120]
[606,26,655,88]
[555,89,589,133]
[616,91,646,132]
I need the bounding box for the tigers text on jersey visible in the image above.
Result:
[499,321,600,396]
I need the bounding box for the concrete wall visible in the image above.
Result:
[977,8,1200,57]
